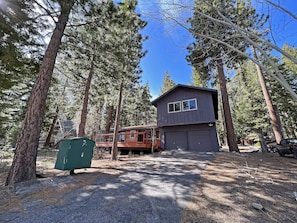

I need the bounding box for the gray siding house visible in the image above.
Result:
[152,84,219,152]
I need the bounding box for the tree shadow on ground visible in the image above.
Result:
[0,150,216,223]
[180,152,297,223]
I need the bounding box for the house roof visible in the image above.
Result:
[151,84,219,119]
[151,84,218,106]
[119,124,158,131]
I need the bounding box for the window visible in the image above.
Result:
[118,133,125,142]
[138,134,144,142]
[168,101,181,113]
[130,130,136,138]
[182,99,197,111]
[155,130,160,139]
[168,99,197,113]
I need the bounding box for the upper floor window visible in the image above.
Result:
[168,101,181,113]
[168,98,197,113]
[182,99,197,111]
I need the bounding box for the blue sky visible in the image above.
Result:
[137,0,297,99]
[137,0,194,99]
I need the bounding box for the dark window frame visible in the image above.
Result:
[168,101,181,113]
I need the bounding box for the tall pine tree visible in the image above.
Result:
[188,0,266,152]
[160,71,176,94]
[6,1,75,185]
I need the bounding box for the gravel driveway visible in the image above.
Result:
[1,151,215,223]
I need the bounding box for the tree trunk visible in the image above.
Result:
[78,58,94,137]
[91,106,101,141]
[257,129,268,152]
[5,1,74,186]
[216,59,239,152]
[44,79,68,146]
[105,105,114,133]
[219,100,227,146]
[44,107,59,147]
[111,82,123,161]
[252,47,283,144]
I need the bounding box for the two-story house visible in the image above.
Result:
[152,84,220,152]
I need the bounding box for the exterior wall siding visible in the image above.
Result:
[152,85,219,153]
[156,88,216,127]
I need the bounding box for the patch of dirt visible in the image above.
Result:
[1,149,297,222]
[0,149,137,214]
[181,152,297,223]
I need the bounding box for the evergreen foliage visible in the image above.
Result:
[266,45,297,137]
[121,83,156,127]
[187,0,265,75]
[189,67,209,87]
[187,0,269,151]
[0,0,46,146]
[53,0,150,136]
[230,62,270,142]
[0,1,42,73]
[160,71,176,94]
[5,0,76,185]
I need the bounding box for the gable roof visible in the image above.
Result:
[152,84,217,105]
[151,84,219,119]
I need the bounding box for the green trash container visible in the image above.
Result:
[54,137,95,171]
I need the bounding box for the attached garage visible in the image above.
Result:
[187,130,211,152]
[162,124,219,152]
[165,131,187,150]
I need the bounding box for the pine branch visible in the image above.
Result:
[32,0,58,23]
[165,3,297,100]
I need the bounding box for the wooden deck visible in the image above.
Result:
[95,125,161,152]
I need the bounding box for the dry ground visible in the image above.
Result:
[181,151,297,223]
[1,148,297,223]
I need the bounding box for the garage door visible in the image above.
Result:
[165,131,187,150]
[188,130,211,152]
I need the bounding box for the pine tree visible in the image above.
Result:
[230,61,270,149]
[0,80,33,147]
[58,0,147,142]
[280,45,297,137]
[120,82,156,127]
[0,1,41,77]
[187,0,265,152]
[160,71,176,94]
[140,83,156,125]
[252,47,283,144]
[190,67,209,87]
[155,1,297,99]
[0,1,43,141]
[108,0,147,160]
[266,45,297,138]
[6,1,75,185]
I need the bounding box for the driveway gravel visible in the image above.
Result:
[0,150,215,223]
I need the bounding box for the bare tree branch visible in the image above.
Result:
[33,0,58,23]
[263,0,297,20]
[167,13,297,100]
[217,11,297,63]
[156,1,297,100]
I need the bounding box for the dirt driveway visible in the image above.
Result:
[1,149,297,223]
[0,150,214,223]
